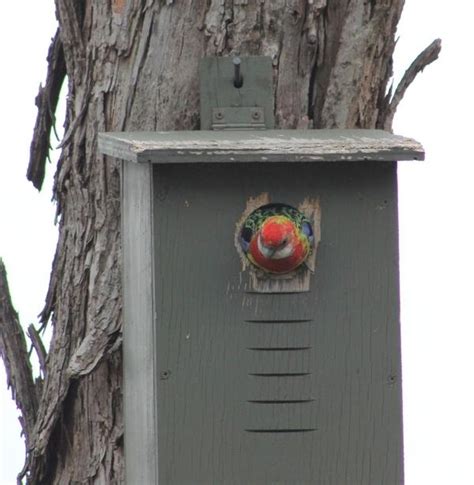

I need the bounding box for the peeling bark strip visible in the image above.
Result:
[19,0,439,483]
[27,29,66,191]
[0,260,38,450]
[27,325,47,378]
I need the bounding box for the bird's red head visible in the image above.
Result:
[260,216,294,248]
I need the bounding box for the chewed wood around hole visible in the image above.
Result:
[234,193,321,293]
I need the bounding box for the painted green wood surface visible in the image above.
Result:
[98,129,424,164]
[153,162,403,484]
[121,162,159,484]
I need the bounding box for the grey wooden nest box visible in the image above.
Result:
[98,56,424,484]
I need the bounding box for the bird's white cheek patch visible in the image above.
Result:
[257,236,293,260]
[272,244,293,259]
[257,237,272,258]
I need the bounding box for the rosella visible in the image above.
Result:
[239,203,313,274]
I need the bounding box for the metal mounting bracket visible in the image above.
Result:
[200,56,275,130]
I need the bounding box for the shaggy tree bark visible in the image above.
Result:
[0,0,440,483]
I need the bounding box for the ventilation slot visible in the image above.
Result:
[245,428,316,434]
[245,319,313,324]
[247,346,311,351]
[248,399,314,404]
[249,372,310,377]
[244,317,315,433]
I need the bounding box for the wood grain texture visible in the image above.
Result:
[0,260,38,455]
[22,0,429,481]
[27,28,66,190]
[153,162,403,484]
[381,38,442,130]
[98,129,424,164]
[121,161,158,485]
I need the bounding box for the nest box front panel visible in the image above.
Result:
[153,162,402,484]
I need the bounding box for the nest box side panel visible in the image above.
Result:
[121,161,158,484]
[152,162,402,484]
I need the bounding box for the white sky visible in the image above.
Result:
[1,1,473,484]
[0,3,59,483]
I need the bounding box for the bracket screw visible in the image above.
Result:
[160,370,171,380]
[215,111,224,120]
[233,56,243,88]
[252,110,261,120]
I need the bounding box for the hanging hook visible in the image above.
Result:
[233,57,243,88]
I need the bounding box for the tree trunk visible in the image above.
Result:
[1,0,440,483]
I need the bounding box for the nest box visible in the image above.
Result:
[98,56,424,485]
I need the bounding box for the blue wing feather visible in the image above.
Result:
[302,221,313,241]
